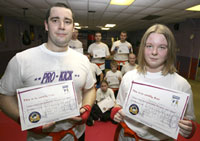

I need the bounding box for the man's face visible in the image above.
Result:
[95,33,102,43]
[129,54,136,65]
[45,7,74,48]
[72,29,78,39]
[120,32,127,42]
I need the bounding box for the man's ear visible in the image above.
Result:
[44,20,48,31]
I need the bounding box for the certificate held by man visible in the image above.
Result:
[17,81,80,131]
[123,81,190,139]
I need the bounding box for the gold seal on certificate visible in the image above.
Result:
[123,81,190,139]
[17,81,80,131]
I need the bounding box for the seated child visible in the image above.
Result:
[86,80,115,126]
[104,60,122,96]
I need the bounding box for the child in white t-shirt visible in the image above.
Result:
[86,80,115,126]
[105,60,122,96]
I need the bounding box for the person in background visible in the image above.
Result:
[0,3,96,141]
[111,31,133,70]
[104,60,122,97]
[111,24,196,140]
[121,53,138,75]
[87,80,115,126]
[88,32,110,72]
[85,53,104,87]
[69,29,83,53]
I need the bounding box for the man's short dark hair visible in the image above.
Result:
[45,3,74,23]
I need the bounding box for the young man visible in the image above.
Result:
[111,31,133,70]
[85,53,104,87]
[87,32,110,71]
[121,53,138,75]
[69,29,83,54]
[0,3,96,141]
[111,24,196,140]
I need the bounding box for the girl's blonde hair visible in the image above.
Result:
[137,24,177,75]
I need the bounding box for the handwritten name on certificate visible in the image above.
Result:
[17,81,80,131]
[123,81,190,139]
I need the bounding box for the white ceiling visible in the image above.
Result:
[0,0,200,31]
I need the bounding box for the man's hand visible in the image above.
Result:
[68,105,91,124]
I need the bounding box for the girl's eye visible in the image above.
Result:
[146,45,152,48]
[159,46,167,50]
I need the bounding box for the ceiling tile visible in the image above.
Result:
[131,0,159,6]
[67,0,88,10]
[25,0,50,9]
[152,0,185,8]
[137,7,163,14]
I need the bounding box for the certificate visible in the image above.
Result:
[118,45,129,54]
[123,81,190,139]
[17,81,80,131]
[93,48,106,58]
[107,76,119,85]
[97,96,115,113]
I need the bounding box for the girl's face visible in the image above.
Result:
[144,33,168,73]
[101,82,108,92]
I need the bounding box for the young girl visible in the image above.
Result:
[111,24,196,140]
[105,60,122,96]
[87,80,116,126]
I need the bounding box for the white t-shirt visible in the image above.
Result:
[69,39,83,54]
[105,70,122,88]
[96,88,115,103]
[116,69,195,140]
[90,62,102,83]
[88,42,110,64]
[0,43,95,140]
[111,40,132,61]
[121,63,138,75]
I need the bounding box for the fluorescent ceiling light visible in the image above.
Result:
[101,27,110,30]
[186,5,200,11]
[75,27,81,29]
[110,0,135,6]
[105,24,116,28]
[74,23,79,26]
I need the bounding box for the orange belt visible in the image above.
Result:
[115,60,127,70]
[114,122,150,141]
[47,125,78,141]
[111,88,119,94]
[95,63,104,69]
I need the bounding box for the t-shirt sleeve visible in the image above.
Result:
[105,45,110,56]
[111,42,116,52]
[109,88,116,102]
[116,73,129,107]
[96,88,101,102]
[84,57,95,90]
[0,56,23,95]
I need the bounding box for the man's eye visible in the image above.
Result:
[65,20,72,24]
[52,19,58,23]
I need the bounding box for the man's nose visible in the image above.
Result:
[59,21,65,29]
